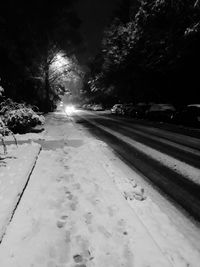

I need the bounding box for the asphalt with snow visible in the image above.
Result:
[73,110,200,222]
[1,111,200,266]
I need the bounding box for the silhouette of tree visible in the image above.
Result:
[85,0,200,104]
[0,0,82,111]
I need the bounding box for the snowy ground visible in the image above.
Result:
[0,111,200,266]
[78,112,200,186]
[0,143,41,242]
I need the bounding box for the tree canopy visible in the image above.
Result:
[83,0,200,106]
[0,0,82,111]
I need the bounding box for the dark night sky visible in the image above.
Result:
[74,0,120,62]
[0,0,120,64]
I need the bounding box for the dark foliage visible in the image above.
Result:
[0,98,44,133]
[83,0,200,106]
[0,0,82,111]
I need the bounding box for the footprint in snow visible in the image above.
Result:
[63,146,68,154]
[107,205,118,217]
[117,219,128,236]
[84,212,93,224]
[70,202,77,211]
[65,230,71,243]
[64,164,69,170]
[73,254,84,263]
[75,235,94,262]
[65,190,73,200]
[56,215,68,228]
[124,186,146,201]
[73,183,81,190]
[73,250,94,266]
[56,176,63,182]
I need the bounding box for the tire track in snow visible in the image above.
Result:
[86,115,200,171]
[76,114,200,220]
[89,110,200,151]
[81,116,200,186]
[84,111,200,157]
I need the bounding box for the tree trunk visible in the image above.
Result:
[44,65,51,112]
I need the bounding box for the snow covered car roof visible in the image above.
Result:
[149,104,176,112]
[187,104,200,108]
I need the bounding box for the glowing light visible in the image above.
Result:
[52,52,70,70]
[65,105,75,115]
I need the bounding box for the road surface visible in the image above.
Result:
[2,111,200,266]
[73,110,200,227]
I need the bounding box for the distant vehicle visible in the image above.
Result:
[57,101,64,111]
[85,104,93,110]
[120,103,134,116]
[111,104,123,115]
[122,103,149,118]
[171,104,200,127]
[146,103,176,122]
[92,104,104,111]
[81,104,89,109]
[135,103,150,119]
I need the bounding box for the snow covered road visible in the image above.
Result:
[74,110,200,221]
[0,112,200,266]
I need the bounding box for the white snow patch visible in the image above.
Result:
[0,127,171,266]
[87,136,200,267]
[81,117,200,186]
[0,143,41,241]
[1,113,200,267]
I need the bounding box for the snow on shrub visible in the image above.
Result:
[0,117,17,154]
[4,108,44,133]
[0,99,45,133]
[0,86,4,97]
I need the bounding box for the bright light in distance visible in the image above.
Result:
[52,52,70,70]
[65,105,75,115]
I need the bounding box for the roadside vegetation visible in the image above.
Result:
[0,86,44,154]
[0,0,83,112]
[82,0,200,107]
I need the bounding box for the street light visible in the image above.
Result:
[65,105,75,115]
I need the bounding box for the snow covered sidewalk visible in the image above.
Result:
[0,112,199,267]
[0,143,41,242]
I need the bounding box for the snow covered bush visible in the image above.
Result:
[0,86,4,97]
[0,99,45,133]
[0,117,17,154]
[3,108,44,133]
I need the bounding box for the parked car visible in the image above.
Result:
[85,104,93,110]
[134,103,150,119]
[81,104,88,109]
[124,103,149,118]
[92,104,104,111]
[111,104,123,115]
[171,104,200,127]
[146,103,176,122]
[120,103,134,116]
